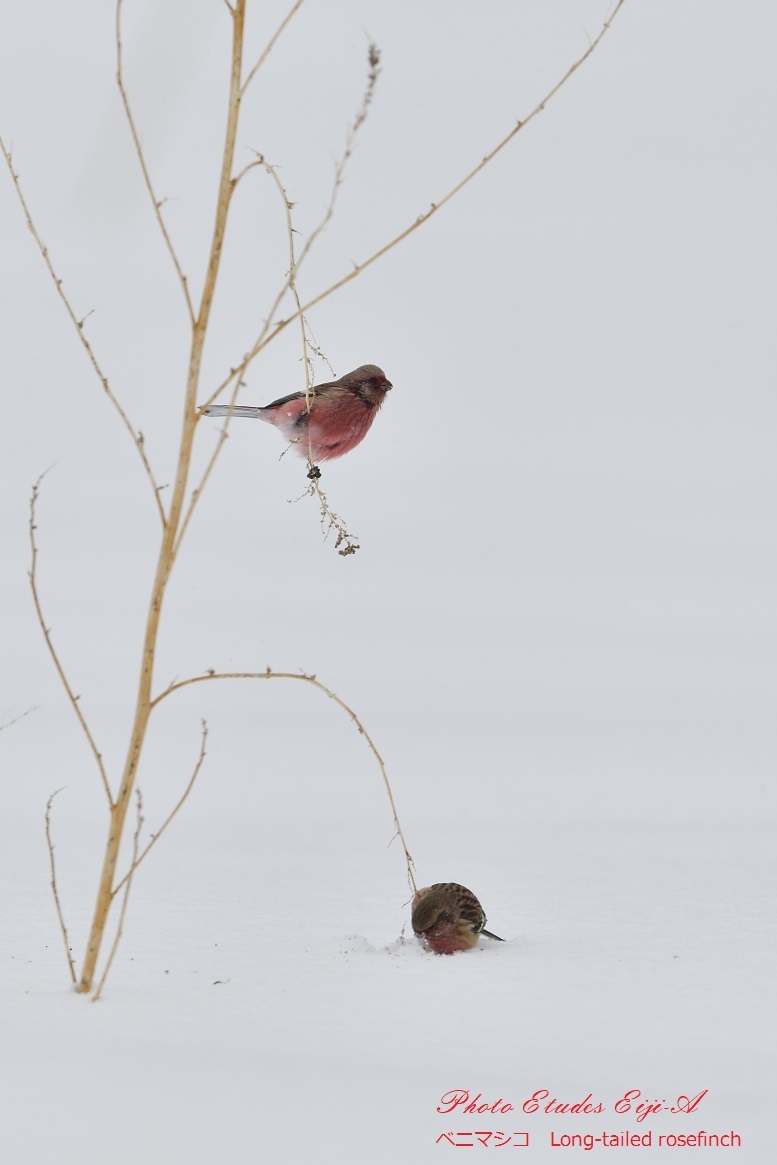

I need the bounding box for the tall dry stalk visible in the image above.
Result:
[1,0,626,995]
[73,0,248,995]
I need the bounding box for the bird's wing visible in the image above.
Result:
[261,389,308,410]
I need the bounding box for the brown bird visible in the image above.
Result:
[411,883,504,955]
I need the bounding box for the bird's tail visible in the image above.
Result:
[482,928,505,942]
[202,404,265,419]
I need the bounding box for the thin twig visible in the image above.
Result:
[213,0,627,397]
[296,42,381,272]
[150,669,416,894]
[256,159,314,448]
[44,789,77,984]
[116,0,195,324]
[268,160,313,401]
[307,477,360,556]
[173,403,235,559]
[197,73,378,556]
[0,137,167,528]
[202,43,382,414]
[29,473,113,807]
[0,706,38,731]
[183,151,321,552]
[240,0,306,98]
[176,368,252,559]
[93,789,144,1001]
[262,161,362,552]
[112,720,207,896]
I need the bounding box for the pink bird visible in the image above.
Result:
[202,364,392,468]
[411,883,504,955]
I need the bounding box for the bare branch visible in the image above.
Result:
[45,789,77,984]
[240,0,306,99]
[0,138,168,528]
[6,0,625,993]
[265,155,361,549]
[202,44,382,415]
[296,41,381,273]
[29,473,113,808]
[231,156,264,189]
[256,159,313,413]
[116,0,195,325]
[0,706,38,731]
[173,395,237,559]
[196,145,367,553]
[216,0,627,394]
[260,156,364,550]
[77,0,249,995]
[93,788,144,1001]
[150,670,416,894]
[112,720,208,897]
[182,149,314,551]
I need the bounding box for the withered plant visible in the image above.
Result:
[1,0,625,995]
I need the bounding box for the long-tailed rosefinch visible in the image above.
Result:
[411,883,504,955]
[202,364,392,464]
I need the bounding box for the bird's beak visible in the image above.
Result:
[384,380,393,390]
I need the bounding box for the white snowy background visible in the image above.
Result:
[1,1,774,1161]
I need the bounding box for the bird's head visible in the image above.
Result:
[343,364,393,406]
[411,888,457,938]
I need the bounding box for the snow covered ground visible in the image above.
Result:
[1,2,774,1162]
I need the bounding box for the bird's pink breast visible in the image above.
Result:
[424,932,474,955]
[264,388,382,461]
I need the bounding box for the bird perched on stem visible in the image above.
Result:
[202,364,392,467]
[411,883,504,955]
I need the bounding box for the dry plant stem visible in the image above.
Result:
[176,15,326,554]
[29,475,113,807]
[178,156,309,553]
[191,50,381,552]
[183,153,312,544]
[206,0,627,405]
[0,138,166,528]
[240,0,306,98]
[289,1,627,325]
[150,670,417,894]
[92,789,144,1002]
[173,392,236,559]
[295,43,381,273]
[258,159,315,458]
[77,0,247,994]
[5,0,623,991]
[201,43,381,415]
[45,789,77,984]
[0,707,38,731]
[116,0,194,325]
[309,479,359,557]
[112,721,208,897]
